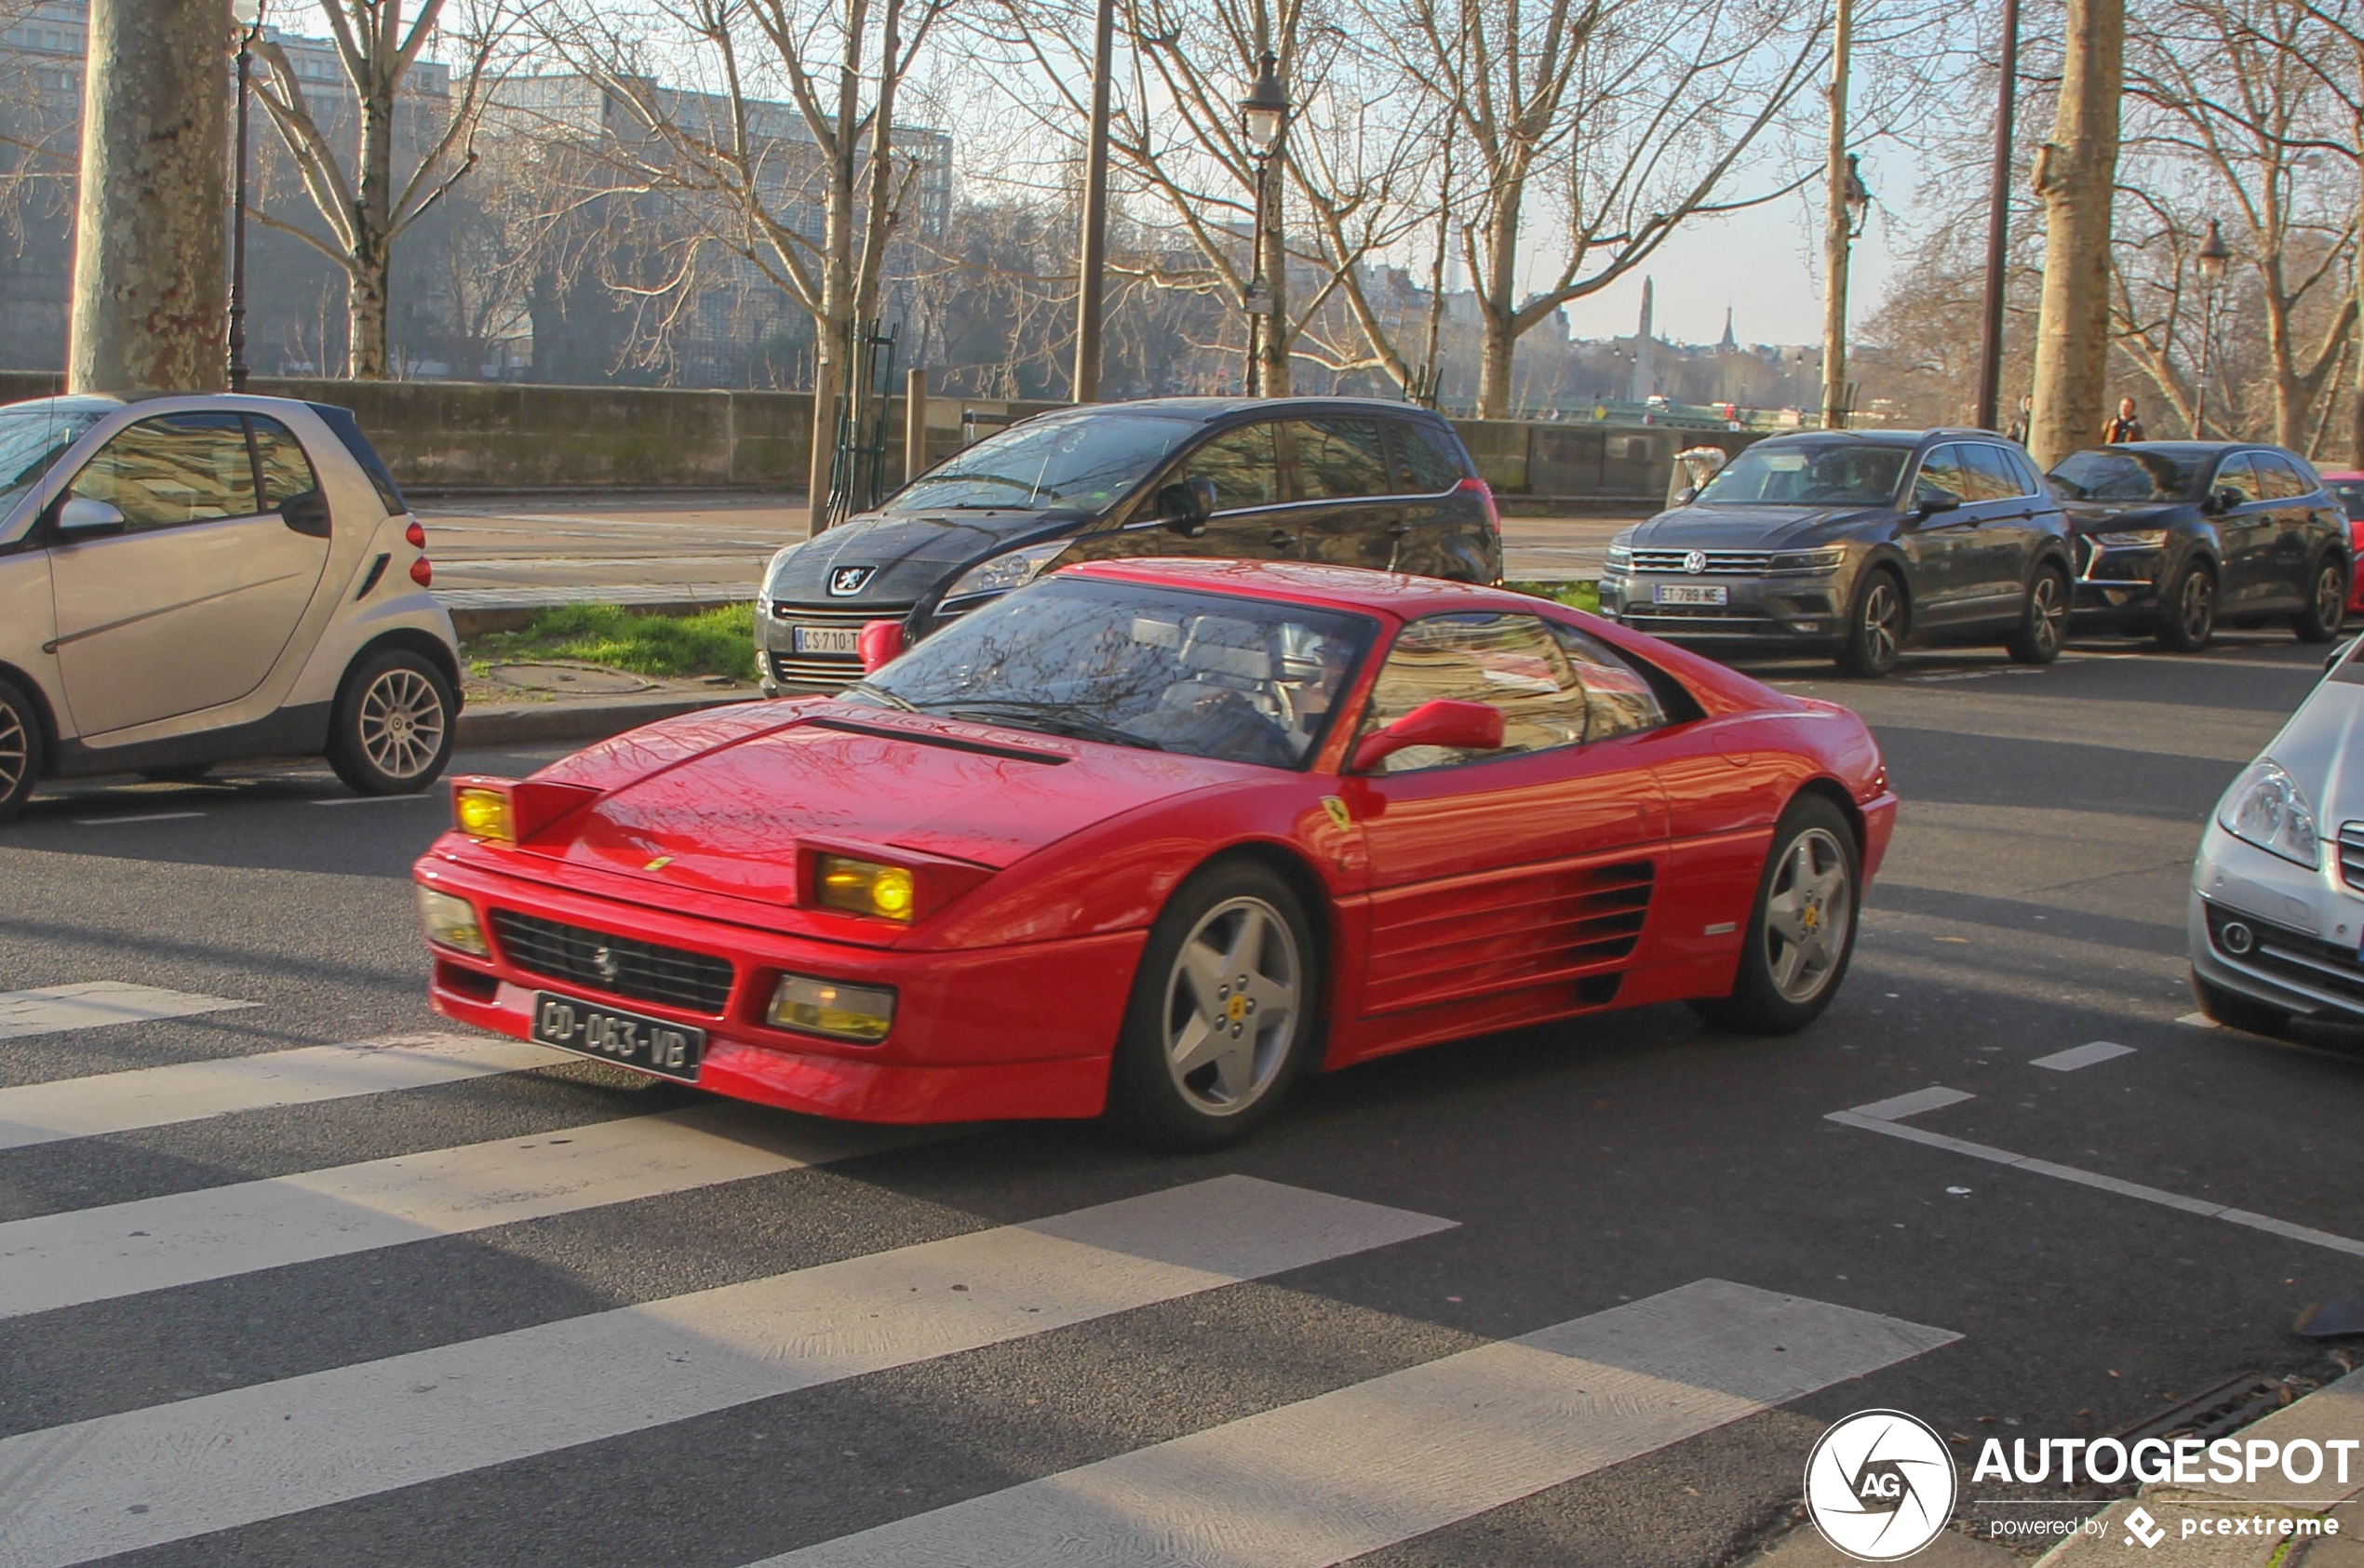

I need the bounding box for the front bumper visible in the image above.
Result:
[756,598,914,696]
[2188,823,2364,1024]
[1598,570,1848,648]
[2071,546,2169,629]
[416,856,1142,1123]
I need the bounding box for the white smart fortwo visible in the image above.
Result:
[0,393,461,824]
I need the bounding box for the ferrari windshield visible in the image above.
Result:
[2048,449,2208,503]
[886,412,1193,514]
[0,401,108,522]
[1694,441,1909,507]
[850,576,1374,769]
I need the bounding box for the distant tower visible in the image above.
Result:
[1630,277,1657,401]
[1720,307,1738,352]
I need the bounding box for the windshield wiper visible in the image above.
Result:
[928,700,1166,752]
[838,679,917,712]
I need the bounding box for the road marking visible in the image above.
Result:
[0,1176,1452,1568]
[1829,1090,2364,1259]
[2031,1040,2136,1072]
[0,983,253,1043]
[761,1279,1956,1568]
[1846,1085,1975,1122]
[0,1033,565,1153]
[0,1104,901,1319]
[71,811,207,825]
[310,794,437,807]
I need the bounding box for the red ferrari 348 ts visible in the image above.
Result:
[415,560,1895,1147]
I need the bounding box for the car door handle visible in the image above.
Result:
[1269,527,1296,549]
[1386,516,1412,538]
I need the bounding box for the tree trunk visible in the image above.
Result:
[2026,0,2124,471]
[68,0,227,395]
[346,84,397,378]
[1475,195,1523,418]
[1258,154,1291,396]
[1478,319,1515,421]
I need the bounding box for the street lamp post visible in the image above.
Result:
[1238,51,1288,396]
[2195,218,2230,438]
[228,0,264,392]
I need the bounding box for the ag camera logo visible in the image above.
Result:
[1806,1409,1959,1561]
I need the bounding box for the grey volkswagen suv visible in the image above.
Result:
[758,397,1503,694]
[1597,429,2075,677]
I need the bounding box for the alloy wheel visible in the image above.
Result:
[2318,566,2345,631]
[0,699,25,799]
[1764,827,1852,1004]
[2180,570,2216,643]
[1859,581,1901,667]
[1162,894,1301,1117]
[2030,572,2065,658]
[357,667,446,783]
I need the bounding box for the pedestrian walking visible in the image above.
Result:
[2006,395,2033,446]
[2102,397,2146,444]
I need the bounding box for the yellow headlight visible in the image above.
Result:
[454,786,514,841]
[767,973,896,1042]
[818,856,917,921]
[415,886,489,957]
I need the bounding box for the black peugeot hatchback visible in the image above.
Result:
[757,396,1503,693]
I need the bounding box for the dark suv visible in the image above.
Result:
[758,396,1502,693]
[1598,428,2075,677]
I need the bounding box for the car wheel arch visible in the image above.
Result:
[0,662,60,761]
[345,628,461,703]
[1791,777,1866,861]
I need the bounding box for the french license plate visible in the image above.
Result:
[531,992,704,1082]
[1654,583,1728,606]
[793,624,863,655]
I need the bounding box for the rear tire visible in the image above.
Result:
[2297,556,2348,643]
[2155,559,2217,652]
[1105,859,1319,1151]
[1692,795,1861,1035]
[1835,569,1904,678]
[2005,564,2068,664]
[0,677,42,826]
[2192,971,2295,1039]
[328,648,455,796]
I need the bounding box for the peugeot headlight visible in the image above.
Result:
[944,541,1068,602]
[2093,529,2169,549]
[2218,760,2322,867]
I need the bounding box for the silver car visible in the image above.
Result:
[2189,639,2364,1033]
[0,393,461,824]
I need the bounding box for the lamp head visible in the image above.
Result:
[1240,51,1289,153]
[2197,217,2232,286]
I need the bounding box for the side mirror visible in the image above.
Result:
[279,488,331,539]
[2210,486,2245,514]
[857,619,906,674]
[1158,476,1217,538]
[1915,492,1960,520]
[1350,699,1507,773]
[1673,485,1699,506]
[54,496,125,537]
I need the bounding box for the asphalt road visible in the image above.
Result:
[1,630,2357,1567]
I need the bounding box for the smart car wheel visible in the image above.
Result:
[2156,559,2217,652]
[2297,556,2348,643]
[1835,569,1904,677]
[1693,795,1860,1035]
[328,648,456,796]
[1107,859,1318,1150]
[0,677,42,826]
[2191,972,2295,1039]
[2005,564,2068,664]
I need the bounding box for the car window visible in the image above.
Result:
[2255,452,2309,501]
[1961,444,2023,502]
[2048,447,2208,501]
[1174,422,1278,510]
[2214,452,2263,503]
[1549,623,1670,741]
[248,416,318,510]
[2002,445,2048,496]
[1697,441,1908,506]
[1359,611,1590,773]
[1914,444,1970,507]
[68,412,257,532]
[1291,418,1392,501]
[1388,421,1467,493]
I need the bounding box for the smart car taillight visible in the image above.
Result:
[405,521,425,547]
[410,556,433,586]
[1457,476,1501,537]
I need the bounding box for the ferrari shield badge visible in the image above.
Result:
[1321,796,1353,833]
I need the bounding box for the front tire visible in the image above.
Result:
[2297,556,2348,643]
[1835,569,1905,678]
[0,677,42,826]
[1693,795,1861,1035]
[2006,563,2068,664]
[1106,859,1319,1150]
[2191,972,2295,1039]
[328,648,456,796]
[2156,559,2217,652]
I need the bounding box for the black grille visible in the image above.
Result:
[1630,549,1776,574]
[490,911,734,1014]
[767,602,910,692]
[2340,824,2364,893]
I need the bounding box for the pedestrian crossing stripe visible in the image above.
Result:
[0,1032,559,1152]
[0,1176,1455,1568]
[0,982,252,1043]
[759,1280,1958,1568]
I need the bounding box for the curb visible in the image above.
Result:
[456,691,757,748]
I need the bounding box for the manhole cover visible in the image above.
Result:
[483,663,655,695]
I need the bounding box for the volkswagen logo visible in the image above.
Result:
[1684,550,1709,575]
[827,565,877,596]
[591,945,622,985]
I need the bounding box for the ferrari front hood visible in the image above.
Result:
[551,709,1246,905]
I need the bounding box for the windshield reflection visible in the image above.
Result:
[1696,442,1908,507]
[886,413,1192,514]
[0,402,108,522]
[2048,449,2207,503]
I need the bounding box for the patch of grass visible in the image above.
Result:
[1505,578,1601,614]
[466,603,759,681]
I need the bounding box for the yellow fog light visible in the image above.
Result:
[818,856,916,921]
[767,973,896,1043]
[415,886,490,957]
[453,786,514,841]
